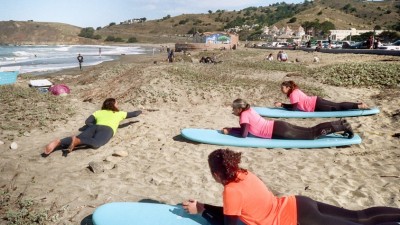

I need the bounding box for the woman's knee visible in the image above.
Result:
[90,142,107,149]
[91,145,101,149]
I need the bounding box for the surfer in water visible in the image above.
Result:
[274,81,369,112]
[222,99,354,139]
[183,148,400,225]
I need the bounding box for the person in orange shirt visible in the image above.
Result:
[183,148,400,225]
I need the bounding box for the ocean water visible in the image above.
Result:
[0,45,151,74]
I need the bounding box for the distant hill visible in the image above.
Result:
[276,0,399,30]
[0,0,398,44]
[0,21,96,45]
[96,0,399,42]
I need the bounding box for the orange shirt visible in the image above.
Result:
[223,171,297,225]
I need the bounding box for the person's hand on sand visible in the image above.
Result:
[274,102,282,107]
[357,102,369,109]
[182,199,205,214]
[141,108,160,114]
[222,127,231,135]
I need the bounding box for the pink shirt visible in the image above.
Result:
[240,108,274,139]
[289,89,317,112]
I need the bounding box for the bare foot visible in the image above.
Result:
[67,136,81,153]
[44,139,61,155]
[358,102,369,109]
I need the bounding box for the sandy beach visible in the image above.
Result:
[0,47,399,224]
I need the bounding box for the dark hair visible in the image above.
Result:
[208,149,247,185]
[232,99,251,111]
[281,80,298,98]
[101,98,119,112]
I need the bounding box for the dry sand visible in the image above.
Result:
[0,47,399,224]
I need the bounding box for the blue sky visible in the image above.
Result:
[0,0,304,28]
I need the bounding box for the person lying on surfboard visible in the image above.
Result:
[274,80,369,112]
[183,148,400,225]
[44,98,142,156]
[223,99,354,139]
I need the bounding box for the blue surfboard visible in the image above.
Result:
[92,202,210,225]
[181,128,361,149]
[253,107,380,118]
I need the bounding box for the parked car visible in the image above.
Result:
[275,42,288,47]
[341,41,356,49]
[349,41,369,49]
[320,40,329,48]
[379,40,400,50]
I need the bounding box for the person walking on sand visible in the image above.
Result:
[44,98,142,156]
[77,53,84,71]
[274,80,369,112]
[222,98,354,140]
[168,49,175,63]
[183,148,400,225]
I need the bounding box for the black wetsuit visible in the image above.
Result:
[60,111,141,148]
[200,198,400,225]
[282,97,359,112]
[77,55,83,70]
[230,120,352,140]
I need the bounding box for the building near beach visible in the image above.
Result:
[261,24,383,41]
[329,28,384,40]
[175,32,239,52]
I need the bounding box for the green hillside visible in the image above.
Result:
[95,0,399,43]
[0,0,399,44]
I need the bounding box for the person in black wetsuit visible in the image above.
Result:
[183,148,400,225]
[77,54,84,71]
[44,98,142,156]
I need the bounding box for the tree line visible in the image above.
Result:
[78,27,137,43]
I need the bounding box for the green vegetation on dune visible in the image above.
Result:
[310,62,400,88]
[1,189,66,224]
[0,85,75,140]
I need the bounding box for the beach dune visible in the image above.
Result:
[0,48,399,224]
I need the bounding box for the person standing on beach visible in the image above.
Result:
[367,36,374,49]
[168,49,175,63]
[44,98,142,156]
[77,53,84,71]
[183,148,400,225]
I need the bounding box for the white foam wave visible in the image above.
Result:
[55,46,71,52]
[13,51,36,57]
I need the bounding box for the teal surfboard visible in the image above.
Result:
[253,107,380,118]
[92,202,210,225]
[181,128,361,148]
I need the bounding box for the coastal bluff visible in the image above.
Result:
[0,21,96,45]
